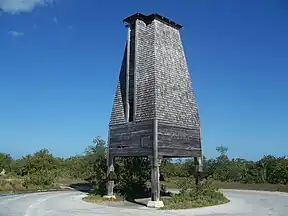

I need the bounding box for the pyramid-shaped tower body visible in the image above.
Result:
[109,13,202,158]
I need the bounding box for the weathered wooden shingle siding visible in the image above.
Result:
[109,45,127,125]
[154,20,200,128]
[135,20,156,121]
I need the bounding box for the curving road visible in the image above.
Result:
[0,190,287,216]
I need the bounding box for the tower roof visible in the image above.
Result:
[123,13,183,30]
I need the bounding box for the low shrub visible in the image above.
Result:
[91,179,106,196]
[162,177,229,209]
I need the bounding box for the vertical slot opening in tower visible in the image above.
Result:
[128,23,136,122]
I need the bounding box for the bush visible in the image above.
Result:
[23,170,57,188]
[114,157,150,199]
[175,176,196,193]
[91,179,106,196]
[162,177,229,209]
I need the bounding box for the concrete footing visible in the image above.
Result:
[147,200,164,208]
[102,195,116,200]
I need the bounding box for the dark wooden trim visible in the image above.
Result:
[133,19,138,122]
[125,24,130,122]
[123,13,183,30]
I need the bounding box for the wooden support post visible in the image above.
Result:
[194,156,203,185]
[148,119,164,208]
[151,158,161,201]
[105,130,115,198]
[152,119,160,201]
[106,154,115,197]
[197,156,203,172]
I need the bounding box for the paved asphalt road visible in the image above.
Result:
[0,190,287,216]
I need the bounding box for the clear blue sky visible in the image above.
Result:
[0,0,287,160]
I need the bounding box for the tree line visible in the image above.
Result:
[164,145,288,185]
[0,137,287,193]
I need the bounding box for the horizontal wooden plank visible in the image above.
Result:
[109,120,202,157]
[109,120,153,131]
[158,122,201,152]
[109,120,154,156]
[110,147,152,157]
[158,139,201,149]
[158,120,200,130]
[158,148,201,157]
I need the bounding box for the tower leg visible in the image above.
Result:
[148,157,164,208]
[194,156,203,185]
[147,119,164,208]
[151,157,161,201]
[105,155,115,198]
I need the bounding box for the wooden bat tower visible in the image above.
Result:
[107,13,203,208]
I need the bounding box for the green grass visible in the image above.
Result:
[0,176,91,194]
[0,178,27,193]
[212,181,288,192]
[82,195,124,203]
[0,177,65,194]
[163,177,288,193]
